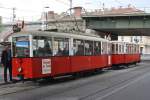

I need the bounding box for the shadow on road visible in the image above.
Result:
[37,70,107,86]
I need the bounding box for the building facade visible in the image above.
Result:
[118,36,150,55]
[0,21,42,42]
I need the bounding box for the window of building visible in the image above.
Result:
[121,36,124,41]
[140,36,142,42]
[131,37,133,42]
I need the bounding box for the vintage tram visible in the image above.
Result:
[111,41,141,68]
[11,31,112,80]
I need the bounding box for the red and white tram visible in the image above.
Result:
[11,31,112,80]
[111,41,140,68]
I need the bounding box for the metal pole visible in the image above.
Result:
[12,7,16,22]
[70,0,72,15]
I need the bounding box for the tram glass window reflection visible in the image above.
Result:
[115,44,118,54]
[122,45,124,54]
[126,44,128,54]
[12,36,30,57]
[102,42,107,54]
[94,41,101,55]
[73,39,84,56]
[108,43,111,54]
[33,36,52,57]
[119,44,121,54]
[84,41,93,55]
[53,38,69,56]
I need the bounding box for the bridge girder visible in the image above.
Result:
[82,13,150,36]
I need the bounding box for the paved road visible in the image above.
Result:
[0,62,149,100]
[0,67,4,83]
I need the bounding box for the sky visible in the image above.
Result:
[0,0,150,23]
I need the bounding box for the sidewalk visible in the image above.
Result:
[0,67,4,83]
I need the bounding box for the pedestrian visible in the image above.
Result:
[1,44,12,83]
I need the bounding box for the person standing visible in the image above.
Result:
[1,45,12,83]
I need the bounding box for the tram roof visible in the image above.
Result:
[11,31,109,42]
[111,41,139,45]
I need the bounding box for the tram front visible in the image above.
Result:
[11,34,31,80]
[11,33,53,81]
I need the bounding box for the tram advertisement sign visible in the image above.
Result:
[42,59,51,74]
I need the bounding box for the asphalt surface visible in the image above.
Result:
[0,62,150,100]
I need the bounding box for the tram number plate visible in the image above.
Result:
[42,59,51,74]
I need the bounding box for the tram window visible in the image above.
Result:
[112,44,115,54]
[134,45,136,54]
[73,39,84,56]
[128,44,130,54]
[134,45,136,53]
[126,44,129,53]
[108,43,111,54]
[129,44,131,54]
[33,36,52,57]
[119,44,121,54]
[53,38,69,56]
[116,44,118,54]
[12,36,30,57]
[84,41,93,55]
[101,42,104,54]
[130,44,132,54]
[102,42,107,54]
[137,45,139,53]
[122,45,124,53]
[94,41,101,55]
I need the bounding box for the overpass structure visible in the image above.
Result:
[82,13,150,36]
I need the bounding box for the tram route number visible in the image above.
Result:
[42,59,51,74]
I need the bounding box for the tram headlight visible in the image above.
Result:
[18,67,22,73]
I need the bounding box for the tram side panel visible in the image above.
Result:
[91,55,109,69]
[12,58,33,79]
[51,56,71,76]
[124,54,140,64]
[71,56,91,72]
[132,54,141,63]
[111,54,125,65]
